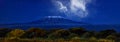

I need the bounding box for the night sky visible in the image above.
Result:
[0,0,120,24]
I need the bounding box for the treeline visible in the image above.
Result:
[0,27,119,40]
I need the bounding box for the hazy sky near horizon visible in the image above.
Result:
[0,0,120,24]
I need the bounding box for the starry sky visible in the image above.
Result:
[0,0,120,24]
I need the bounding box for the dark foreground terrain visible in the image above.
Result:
[0,27,119,42]
[0,38,115,42]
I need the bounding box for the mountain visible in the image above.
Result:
[28,16,88,25]
[0,16,89,29]
[0,16,120,32]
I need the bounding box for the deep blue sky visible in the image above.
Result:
[0,0,120,24]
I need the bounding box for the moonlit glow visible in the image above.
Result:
[53,0,91,18]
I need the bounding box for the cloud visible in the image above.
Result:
[53,0,91,18]
[70,0,86,12]
[56,1,68,12]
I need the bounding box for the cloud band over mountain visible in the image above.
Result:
[53,0,91,18]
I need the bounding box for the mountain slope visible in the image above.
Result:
[0,16,89,28]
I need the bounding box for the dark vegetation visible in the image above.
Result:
[0,27,119,42]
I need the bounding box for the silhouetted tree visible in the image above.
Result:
[68,33,80,39]
[89,36,97,42]
[69,27,87,36]
[116,33,120,42]
[7,29,25,39]
[21,28,47,39]
[106,35,116,40]
[48,29,70,39]
[48,28,63,34]
[0,28,12,38]
[96,29,117,39]
[81,31,95,39]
